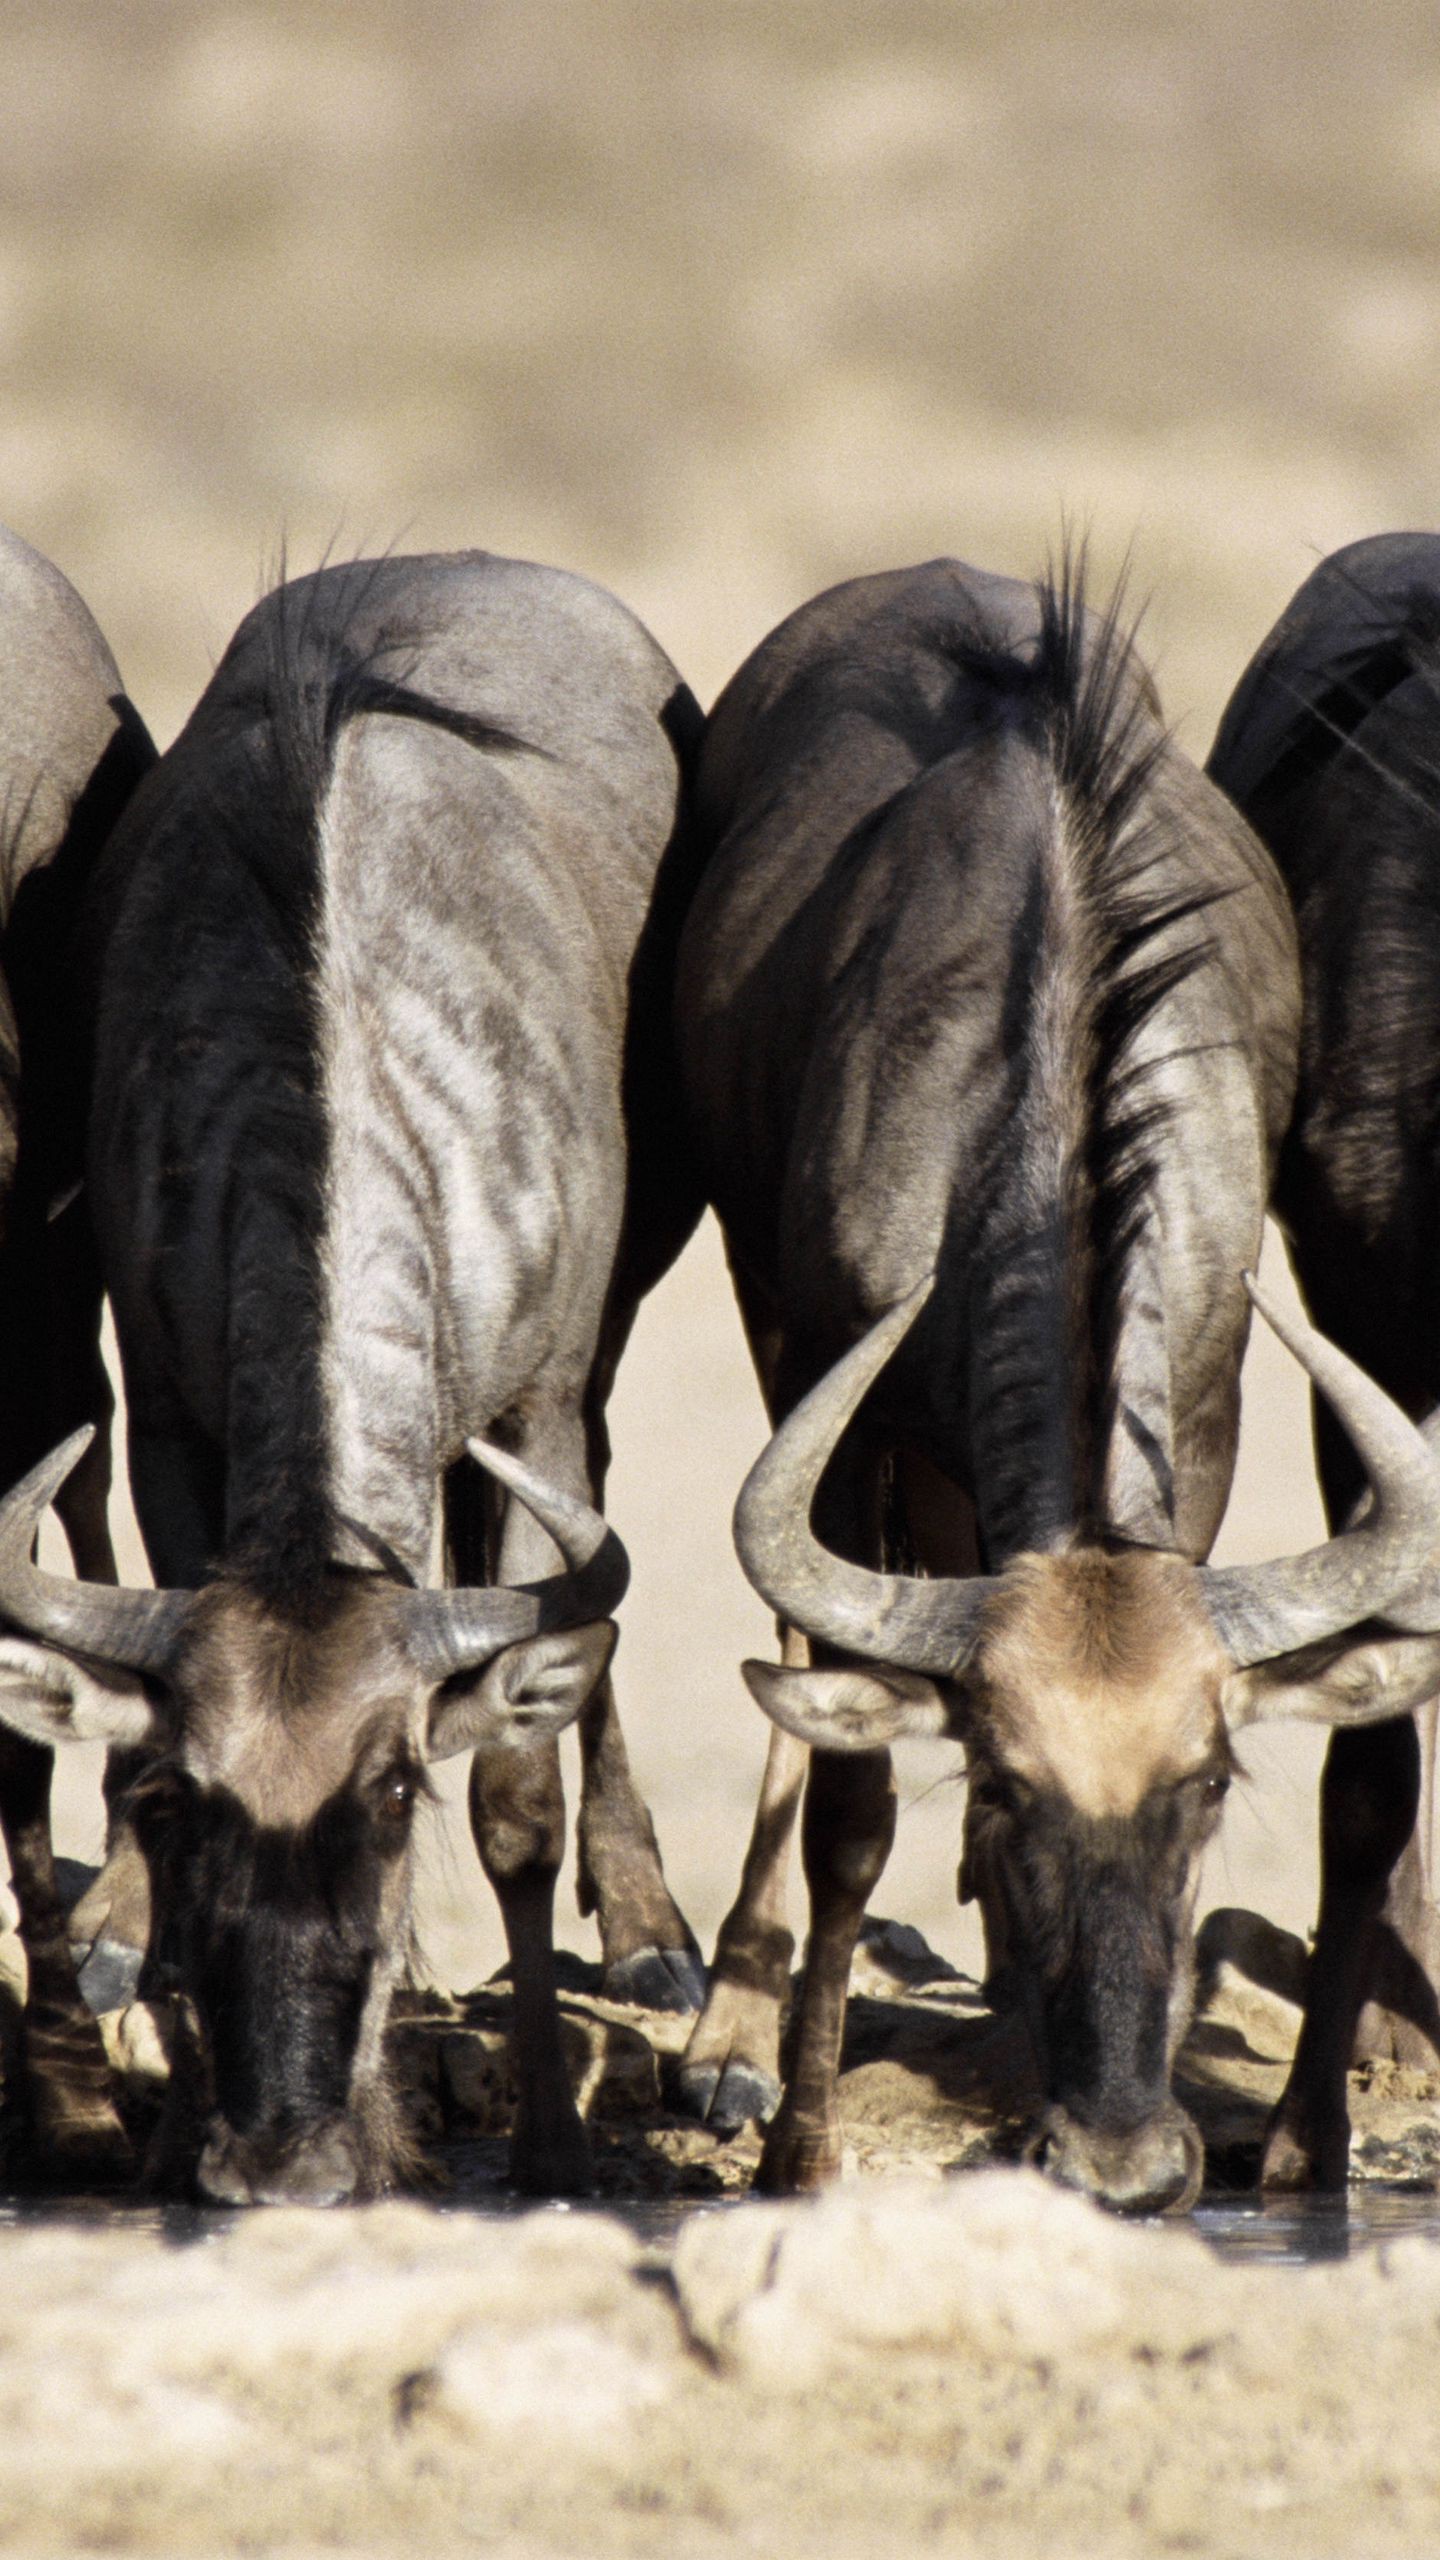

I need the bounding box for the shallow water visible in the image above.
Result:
[3,2178,1439,2266]
[1191,2186,1440,2265]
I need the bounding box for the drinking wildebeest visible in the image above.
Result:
[675,552,1440,2211]
[1209,531,1440,2189]
[0,549,705,2203]
[0,524,156,2177]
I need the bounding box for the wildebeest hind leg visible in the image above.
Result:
[755,1739,896,2194]
[469,1736,592,2195]
[676,1643,809,2131]
[0,1729,130,2184]
[1262,1715,1422,2191]
[574,1677,704,2011]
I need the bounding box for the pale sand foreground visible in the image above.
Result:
[1,2169,1432,2560]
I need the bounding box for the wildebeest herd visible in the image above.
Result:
[0,520,1438,2216]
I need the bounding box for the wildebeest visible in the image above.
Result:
[0,549,705,2203]
[675,553,1440,2211]
[1209,531,1440,2188]
[0,523,156,2175]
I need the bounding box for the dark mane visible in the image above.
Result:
[956,549,1226,1547]
[1209,551,1440,843]
[102,556,530,1616]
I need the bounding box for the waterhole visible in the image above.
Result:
[2,2177,1437,2266]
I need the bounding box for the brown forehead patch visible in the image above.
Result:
[173,1579,414,1825]
[974,1548,1230,1818]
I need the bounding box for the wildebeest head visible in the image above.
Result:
[0,1435,622,2204]
[735,1275,1440,2214]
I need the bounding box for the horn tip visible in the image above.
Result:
[1241,1265,1289,1336]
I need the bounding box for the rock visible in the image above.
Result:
[437,2023,511,2134]
[53,1856,100,1915]
[99,2001,173,2083]
[1190,1907,1307,2074]
[848,1915,960,1998]
[568,2011,662,2121]
[1196,1906,1309,2009]
[424,2314,676,2444]
[672,2169,1225,2388]
[78,1937,145,2015]
[0,1929,24,2010]
[427,2002,661,2139]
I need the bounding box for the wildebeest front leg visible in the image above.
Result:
[0,1729,130,2181]
[462,1417,593,2195]
[0,1270,129,2176]
[69,1417,222,2009]
[45,1194,118,1586]
[469,1734,591,2195]
[575,1676,704,2012]
[1262,1715,1423,2191]
[677,1631,810,2131]
[755,1738,897,2193]
[1353,1702,1440,2066]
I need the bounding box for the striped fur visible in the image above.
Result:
[91,550,699,1598]
[68,550,704,2196]
[672,553,1300,2204]
[681,551,1298,1561]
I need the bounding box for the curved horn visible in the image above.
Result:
[401,1434,629,1679]
[0,1430,192,1674]
[1202,1273,1440,1666]
[733,1276,990,1674]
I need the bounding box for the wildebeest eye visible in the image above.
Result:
[1179,1767,1230,1809]
[375,1768,417,1825]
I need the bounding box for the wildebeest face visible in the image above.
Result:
[955,1556,1234,2209]
[0,1576,615,2204]
[121,1587,427,2203]
[750,1550,1234,2210]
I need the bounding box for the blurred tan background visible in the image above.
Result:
[12,0,1440,1983]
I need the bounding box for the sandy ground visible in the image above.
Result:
[6,1925,1440,2560]
[5,4,1440,2551]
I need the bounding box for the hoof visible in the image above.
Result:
[1260,2112,1346,2194]
[602,1946,706,2015]
[74,1936,145,2016]
[676,2057,780,2136]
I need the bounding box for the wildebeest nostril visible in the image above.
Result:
[197,2117,360,2209]
[1029,2103,1204,2216]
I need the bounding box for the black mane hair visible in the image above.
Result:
[952,547,1227,1545]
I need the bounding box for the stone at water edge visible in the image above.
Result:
[671,2168,1227,2387]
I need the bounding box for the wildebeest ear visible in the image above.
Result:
[1222,1627,1440,1731]
[425,1620,618,1761]
[0,1638,160,1750]
[741,1659,958,1750]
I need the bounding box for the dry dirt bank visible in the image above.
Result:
[5,2156,1440,2560]
[5,1913,1439,2560]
